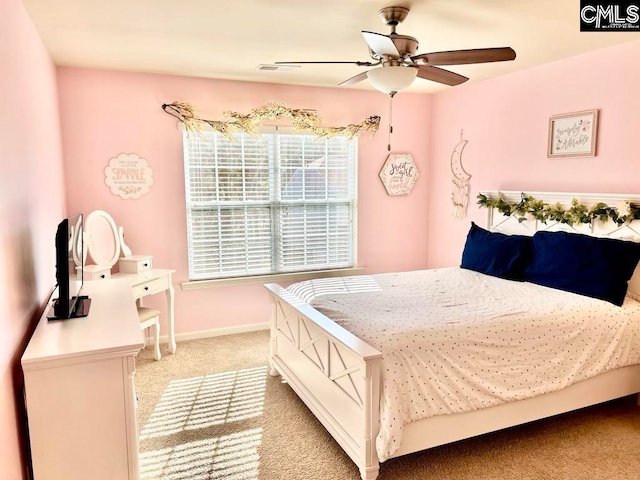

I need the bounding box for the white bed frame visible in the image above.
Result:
[264,191,640,480]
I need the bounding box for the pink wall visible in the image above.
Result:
[428,39,640,269]
[0,0,66,477]
[57,69,432,334]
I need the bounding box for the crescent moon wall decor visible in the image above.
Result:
[451,131,472,219]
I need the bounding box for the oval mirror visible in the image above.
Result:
[70,215,85,267]
[85,210,121,268]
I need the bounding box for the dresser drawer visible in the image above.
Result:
[119,255,153,274]
[83,265,112,280]
[132,276,166,298]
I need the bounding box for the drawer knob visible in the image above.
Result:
[100,274,105,279]
[143,263,148,267]
[144,286,149,291]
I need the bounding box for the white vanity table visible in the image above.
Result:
[113,268,177,353]
[22,279,143,480]
[83,210,177,354]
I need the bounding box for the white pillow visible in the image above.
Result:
[628,265,640,301]
[622,236,640,301]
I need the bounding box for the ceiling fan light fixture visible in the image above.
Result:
[367,66,417,95]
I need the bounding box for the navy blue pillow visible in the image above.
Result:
[460,223,532,281]
[524,231,640,306]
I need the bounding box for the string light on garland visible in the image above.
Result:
[477,192,640,227]
[161,101,380,141]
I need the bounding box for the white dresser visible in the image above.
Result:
[22,279,144,480]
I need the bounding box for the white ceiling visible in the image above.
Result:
[22,0,640,93]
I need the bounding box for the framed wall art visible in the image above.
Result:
[104,153,154,199]
[547,109,598,158]
[379,153,419,196]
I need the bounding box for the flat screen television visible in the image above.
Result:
[48,214,91,320]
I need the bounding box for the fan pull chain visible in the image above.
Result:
[387,94,394,152]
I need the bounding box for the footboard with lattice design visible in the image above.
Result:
[264,283,383,480]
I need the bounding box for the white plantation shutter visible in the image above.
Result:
[183,128,357,280]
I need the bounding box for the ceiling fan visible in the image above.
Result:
[276,6,516,96]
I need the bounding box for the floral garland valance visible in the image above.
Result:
[162,101,380,141]
[477,192,640,226]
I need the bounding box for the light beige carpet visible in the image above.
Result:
[135,331,640,480]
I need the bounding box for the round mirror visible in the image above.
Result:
[85,210,121,268]
[70,215,85,267]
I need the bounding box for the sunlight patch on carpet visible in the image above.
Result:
[139,428,263,480]
[140,366,268,440]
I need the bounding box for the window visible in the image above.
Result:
[183,128,357,281]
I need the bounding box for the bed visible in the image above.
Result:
[264,191,640,480]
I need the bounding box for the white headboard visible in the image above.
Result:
[480,191,640,300]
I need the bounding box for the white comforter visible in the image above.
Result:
[287,268,640,461]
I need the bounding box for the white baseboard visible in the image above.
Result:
[153,322,269,345]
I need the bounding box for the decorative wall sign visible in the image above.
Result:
[451,131,472,220]
[379,153,419,196]
[547,109,598,158]
[105,153,154,199]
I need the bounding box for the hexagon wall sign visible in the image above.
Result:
[379,153,419,196]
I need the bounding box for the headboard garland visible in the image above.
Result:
[477,192,640,226]
[161,101,380,141]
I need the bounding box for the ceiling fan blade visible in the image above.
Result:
[416,65,468,86]
[275,61,374,66]
[412,47,516,66]
[338,71,370,87]
[361,31,400,57]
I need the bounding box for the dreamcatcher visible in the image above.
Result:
[450,131,472,220]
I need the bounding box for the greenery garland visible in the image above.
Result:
[162,101,380,141]
[477,192,640,226]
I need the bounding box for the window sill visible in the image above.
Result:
[181,267,367,290]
